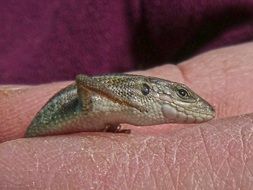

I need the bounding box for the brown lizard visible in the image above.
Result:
[25,74,215,137]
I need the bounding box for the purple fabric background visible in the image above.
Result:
[1,0,253,84]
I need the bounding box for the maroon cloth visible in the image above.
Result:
[1,0,253,84]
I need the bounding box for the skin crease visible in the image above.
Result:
[0,42,253,189]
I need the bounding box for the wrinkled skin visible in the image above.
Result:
[1,42,253,189]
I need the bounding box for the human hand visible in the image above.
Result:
[1,42,253,189]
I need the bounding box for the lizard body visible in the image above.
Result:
[25,74,215,137]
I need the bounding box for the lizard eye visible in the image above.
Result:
[177,88,189,98]
[141,83,150,95]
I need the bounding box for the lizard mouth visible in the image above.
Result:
[156,93,215,123]
[161,103,215,123]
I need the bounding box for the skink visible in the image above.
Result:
[25,74,215,137]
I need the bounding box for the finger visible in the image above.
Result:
[1,113,252,189]
[178,42,253,118]
[141,42,253,119]
[0,82,71,142]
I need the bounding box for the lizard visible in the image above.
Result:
[25,74,215,137]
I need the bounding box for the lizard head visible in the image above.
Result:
[77,74,215,124]
[102,74,215,124]
[131,76,216,123]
